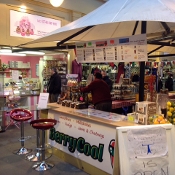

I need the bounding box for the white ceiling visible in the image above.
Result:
[39,0,105,14]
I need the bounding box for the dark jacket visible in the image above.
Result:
[47,73,61,94]
[80,79,111,105]
[165,77,173,91]
[102,76,113,92]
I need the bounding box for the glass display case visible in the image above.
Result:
[0,71,8,132]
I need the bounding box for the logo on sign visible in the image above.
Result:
[49,127,104,162]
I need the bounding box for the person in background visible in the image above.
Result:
[101,70,113,92]
[47,67,61,103]
[165,74,173,91]
[80,72,112,112]
[158,76,163,92]
[132,72,140,82]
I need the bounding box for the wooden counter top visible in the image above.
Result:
[47,103,140,127]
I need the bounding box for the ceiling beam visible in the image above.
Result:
[148,54,175,58]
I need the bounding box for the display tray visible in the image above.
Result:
[114,94,136,100]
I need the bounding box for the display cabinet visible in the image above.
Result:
[111,84,137,100]
[0,71,8,132]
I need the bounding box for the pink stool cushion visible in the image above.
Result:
[10,108,33,122]
[30,119,57,130]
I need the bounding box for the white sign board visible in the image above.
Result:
[37,93,49,108]
[114,124,175,175]
[11,70,19,81]
[76,34,147,63]
[48,111,116,174]
[10,10,61,39]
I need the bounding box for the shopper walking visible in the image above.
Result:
[47,67,61,103]
[80,72,112,112]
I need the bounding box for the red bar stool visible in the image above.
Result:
[30,119,57,171]
[10,108,33,155]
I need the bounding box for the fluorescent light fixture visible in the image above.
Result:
[0,53,26,56]
[0,49,12,53]
[49,0,64,7]
[19,51,45,55]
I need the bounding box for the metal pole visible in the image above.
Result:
[139,21,147,101]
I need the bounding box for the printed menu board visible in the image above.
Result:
[76,34,147,63]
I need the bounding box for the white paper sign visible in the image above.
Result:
[10,10,61,39]
[130,157,169,175]
[37,93,49,108]
[127,127,169,175]
[127,127,168,159]
[12,70,19,81]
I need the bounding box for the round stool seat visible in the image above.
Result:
[10,108,33,122]
[30,119,57,171]
[9,108,33,155]
[30,119,57,130]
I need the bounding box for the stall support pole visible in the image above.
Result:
[139,21,147,101]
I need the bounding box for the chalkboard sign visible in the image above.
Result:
[113,124,175,175]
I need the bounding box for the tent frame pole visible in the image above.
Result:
[139,21,147,101]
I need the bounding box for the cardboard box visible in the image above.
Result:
[136,101,156,115]
[136,112,155,125]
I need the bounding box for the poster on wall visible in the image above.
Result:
[49,113,116,174]
[76,34,147,63]
[10,10,61,39]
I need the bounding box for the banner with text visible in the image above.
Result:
[49,112,116,174]
[10,10,61,39]
[76,34,147,63]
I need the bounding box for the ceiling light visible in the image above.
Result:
[0,49,12,53]
[20,5,26,13]
[19,51,45,55]
[49,0,64,7]
[0,53,26,56]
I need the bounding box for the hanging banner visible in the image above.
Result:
[10,10,61,39]
[76,34,147,63]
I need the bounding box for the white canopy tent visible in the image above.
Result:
[19,0,175,101]
[22,0,175,54]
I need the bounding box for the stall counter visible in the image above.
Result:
[46,103,140,175]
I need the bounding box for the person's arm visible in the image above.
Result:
[80,81,95,93]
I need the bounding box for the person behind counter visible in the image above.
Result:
[101,70,113,92]
[80,72,112,112]
[47,67,61,103]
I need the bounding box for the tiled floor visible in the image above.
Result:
[0,123,89,175]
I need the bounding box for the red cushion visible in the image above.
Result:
[10,108,33,122]
[30,119,57,130]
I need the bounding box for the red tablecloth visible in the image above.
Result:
[112,99,136,109]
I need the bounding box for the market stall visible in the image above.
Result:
[16,0,175,174]
[46,103,140,175]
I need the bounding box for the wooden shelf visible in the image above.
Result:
[0,71,10,73]
[9,68,30,70]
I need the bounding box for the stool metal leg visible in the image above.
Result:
[32,130,54,171]
[13,121,32,155]
[26,129,52,161]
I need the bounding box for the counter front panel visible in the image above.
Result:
[48,109,116,174]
